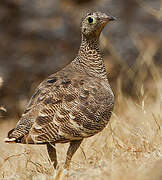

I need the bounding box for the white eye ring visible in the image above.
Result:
[87,16,96,24]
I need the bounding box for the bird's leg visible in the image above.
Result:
[47,143,58,169]
[64,139,83,170]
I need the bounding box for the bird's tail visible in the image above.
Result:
[4,128,24,143]
[4,106,38,144]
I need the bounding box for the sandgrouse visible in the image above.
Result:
[4,12,115,169]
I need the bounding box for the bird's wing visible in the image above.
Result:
[8,69,114,144]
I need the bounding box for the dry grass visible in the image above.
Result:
[0,77,3,88]
[0,63,161,180]
[0,9,162,178]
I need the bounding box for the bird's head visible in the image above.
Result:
[81,11,116,38]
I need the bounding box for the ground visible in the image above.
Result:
[0,0,162,179]
[0,77,161,180]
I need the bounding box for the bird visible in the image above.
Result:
[4,11,115,170]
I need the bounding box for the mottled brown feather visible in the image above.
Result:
[25,71,113,144]
[5,11,116,169]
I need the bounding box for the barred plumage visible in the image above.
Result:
[4,11,116,169]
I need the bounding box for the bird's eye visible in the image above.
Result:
[87,17,96,24]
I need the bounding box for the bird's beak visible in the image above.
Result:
[98,13,116,35]
[101,13,117,23]
[108,15,117,21]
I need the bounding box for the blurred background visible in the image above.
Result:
[0,1,162,179]
[0,0,161,118]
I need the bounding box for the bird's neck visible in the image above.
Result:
[72,34,108,80]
